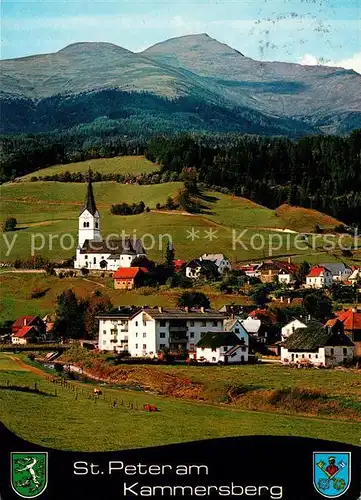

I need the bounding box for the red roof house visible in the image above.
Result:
[11,316,45,335]
[113,267,148,290]
[335,308,361,356]
[12,325,41,345]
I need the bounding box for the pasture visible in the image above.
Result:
[18,155,159,180]
[0,354,359,451]
[1,177,359,264]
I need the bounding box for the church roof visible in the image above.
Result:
[79,238,145,255]
[80,177,97,216]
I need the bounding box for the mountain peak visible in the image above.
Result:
[58,42,130,57]
[143,33,244,57]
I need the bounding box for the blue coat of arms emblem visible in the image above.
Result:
[313,452,351,498]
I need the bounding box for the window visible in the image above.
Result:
[330,348,334,355]
[212,348,217,352]
[315,354,318,359]
[103,330,106,335]
[143,321,146,327]
[103,340,106,345]
[212,321,218,327]
[135,344,138,349]
[83,222,87,228]
[296,354,298,358]
[160,344,165,349]
[242,346,246,352]
[190,332,194,339]
[223,346,228,352]
[135,321,138,326]
[143,333,146,338]
[160,332,165,338]
[93,257,96,264]
[85,255,88,260]
[143,344,146,350]
[212,357,216,362]
[302,354,305,359]
[95,222,98,228]
[309,354,312,358]
[201,320,206,327]
[160,320,166,327]
[135,333,138,337]
[190,320,195,327]
[343,348,347,355]
[234,328,239,333]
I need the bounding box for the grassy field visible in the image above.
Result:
[0,353,360,451]
[0,274,251,323]
[18,156,159,180]
[1,175,359,264]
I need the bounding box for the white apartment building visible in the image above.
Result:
[97,306,227,357]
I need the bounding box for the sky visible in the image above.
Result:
[1,0,360,73]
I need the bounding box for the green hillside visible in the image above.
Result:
[1,176,359,265]
[19,155,159,180]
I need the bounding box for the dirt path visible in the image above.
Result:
[9,355,53,379]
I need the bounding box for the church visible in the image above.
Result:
[74,177,146,271]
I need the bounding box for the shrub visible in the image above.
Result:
[30,288,47,299]
[2,217,17,232]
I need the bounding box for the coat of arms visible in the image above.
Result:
[11,452,48,498]
[313,452,351,498]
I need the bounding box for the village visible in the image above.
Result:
[3,178,361,370]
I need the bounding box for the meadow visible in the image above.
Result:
[18,155,159,180]
[1,156,360,265]
[0,353,359,451]
[0,273,250,323]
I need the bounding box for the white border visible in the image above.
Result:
[313,451,351,498]
[10,452,48,499]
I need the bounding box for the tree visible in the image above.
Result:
[248,284,270,307]
[2,217,17,232]
[53,289,85,339]
[164,240,175,272]
[84,291,113,339]
[296,261,310,283]
[177,291,210,309]
[303,291,333,321]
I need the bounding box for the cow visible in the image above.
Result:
[93,388,102,398]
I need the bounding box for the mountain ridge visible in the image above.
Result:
[1,34,360,135]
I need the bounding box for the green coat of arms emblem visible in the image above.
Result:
[11,452,48,498]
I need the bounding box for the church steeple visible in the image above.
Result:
[81,169,97,216]
[77,168,101,247]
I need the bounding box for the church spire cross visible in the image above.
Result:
[81,168,97,216]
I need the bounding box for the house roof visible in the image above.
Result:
[140,307,226,320]
[14,326,37,338]
[283,324,354,350]
[248,309,277,324]
[80,178,97,216]
[336,308,361,330]
[201,254,227,267]
[96,306,141,320]
[196,331,242,348]
[319,263,351,275]
[307,266,330,278]
[113,267,148,279]
[79,238,145,255]
[12,316,38,329]
[219,304,244,316]
[174,259,185,268]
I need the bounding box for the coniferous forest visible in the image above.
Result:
[1,128,360,226]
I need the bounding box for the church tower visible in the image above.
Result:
[78,172,101,248]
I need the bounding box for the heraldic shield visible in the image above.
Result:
[313,452,351,498]
[11,452,48,498]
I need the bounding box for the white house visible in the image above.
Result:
[97,306,227,357]
[281,319,308,342]
[201,254,231,275]
[305,266,333,289]
[278,269,295,285]
[240,317,262,336]
[185,259,218,279]
[280,320,354,367]
[348,268,360,284]
[74,177,146,271]
[224,318,249,341]
[319,263,353,282]
[194,331,249,364]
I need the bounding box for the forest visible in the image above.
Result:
[1,127,360,226]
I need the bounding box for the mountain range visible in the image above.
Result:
[1,33,360,136]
